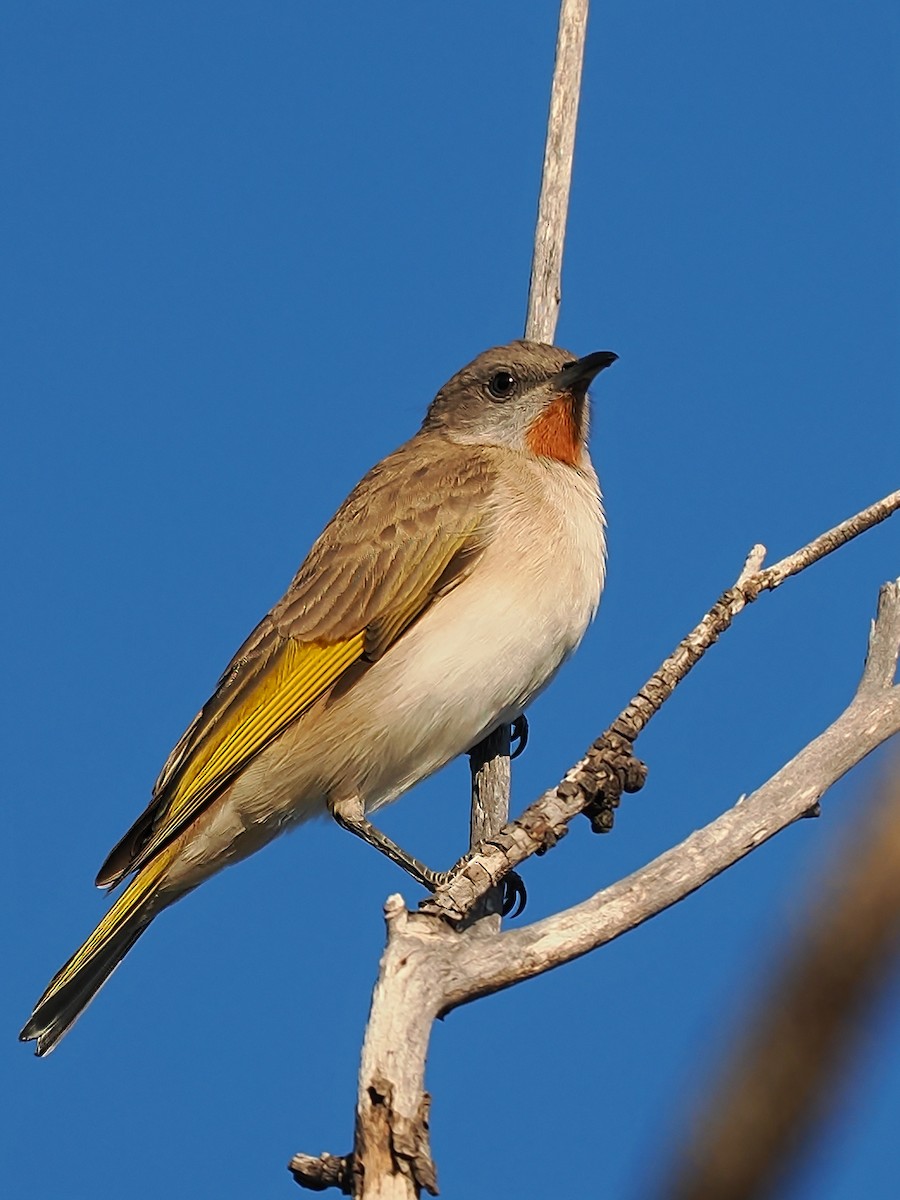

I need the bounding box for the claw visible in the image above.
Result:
[510,715,529,760]
[501,871,527,918]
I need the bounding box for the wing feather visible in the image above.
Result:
[97,437,496,888]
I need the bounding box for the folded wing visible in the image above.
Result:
[96,438,496,888]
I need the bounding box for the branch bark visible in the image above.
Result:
[287,2,899,1194]
[292,6,594,1194]
[437,587,900,1007]
[524,0,590,344]
[466,724,510,928]
[422,490,900,925]
[467,0,590,928]
[291,536,900,1195]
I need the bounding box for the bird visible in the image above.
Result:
[20,339,617,1055]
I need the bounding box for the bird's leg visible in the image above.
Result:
[330,793,529,918]
[329,795,450,891]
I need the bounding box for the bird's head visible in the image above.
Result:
[422,340,617,466]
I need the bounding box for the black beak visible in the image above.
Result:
[556,350,618,392]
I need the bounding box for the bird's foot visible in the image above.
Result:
[510,714,529,759]
[501,870,527,917]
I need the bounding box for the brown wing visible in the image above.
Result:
[96,436,496,888]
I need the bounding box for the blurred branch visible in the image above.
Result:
[422,490,900,924]
[660,759,900,1200]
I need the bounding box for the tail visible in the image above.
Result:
[20,851,173,1056]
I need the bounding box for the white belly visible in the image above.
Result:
[309,454,606,810]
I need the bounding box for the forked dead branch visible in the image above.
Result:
[291,498,900,1197]
[288,0,899,1194]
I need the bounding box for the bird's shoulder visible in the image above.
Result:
[271,433,499,640]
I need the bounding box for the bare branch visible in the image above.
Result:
[861,579,900,693]
[289,0,898,1188]
[293,580,900,1194]
[438,584,900,1005]
[289,1154,353,1195]
[422,492,900,924]
[466,725,511,928]
[350,897,443,1200]
[525,0,590,344]
[467,0,591,915]
[735,543,767,584]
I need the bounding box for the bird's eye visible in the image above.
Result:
[486,370,518,401]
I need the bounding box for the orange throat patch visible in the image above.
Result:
[525,393,583,466]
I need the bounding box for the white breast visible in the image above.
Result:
[341,453,607,809]
[170,454,607,882]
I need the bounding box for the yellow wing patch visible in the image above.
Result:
[125,634,365,876]
[100,441,497,888]
[173,635,364,804]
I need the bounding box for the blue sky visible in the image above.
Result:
[3,3,898,1198]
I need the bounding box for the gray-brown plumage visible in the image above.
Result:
[21,339,616,1054]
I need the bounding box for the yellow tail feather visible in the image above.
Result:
[20,845,176,1055]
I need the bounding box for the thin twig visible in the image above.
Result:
[525,0,591,344]
[434,581,900,1006]
[423,491,900,923]
[467,0,591,913]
